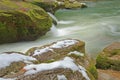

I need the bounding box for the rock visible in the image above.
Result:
[32,0,87,14]
[0,39,97,80]
[26,39,85,62]
[16,57,93,80]
[25,39,97,79]
[0,0,52,44]
[0,52,37,77]
[96,42,120,71]
[64,0,87,9]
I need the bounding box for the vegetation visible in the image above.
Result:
[96,49,120,71]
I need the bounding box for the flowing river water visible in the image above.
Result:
[0,0,120,58]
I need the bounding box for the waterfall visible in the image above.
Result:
[50,24,67,36]
[50,24,58,35]
[47,12,75,25]
[47,12,58,24]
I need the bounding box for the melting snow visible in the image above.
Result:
[51,40,78,48]
[33,47,53,56]
[0,53,36,69]
[57,75,67,80]
[33,40,78,56]
[23,57,90,80]
[78,66,90,80]
[24,57,78,75]
[68,51,84,56]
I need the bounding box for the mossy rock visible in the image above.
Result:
[96,42,120,71]
[0,0,52,44]
[0,11,38,43]
[16,68,93,80]
[64,0,87,9]
[32,0,59,14]
[25,39,97,79]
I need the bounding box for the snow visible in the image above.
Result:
[57,75,67,80]
[78,66,90,80]
[33,47,53,56]
[51,40,78,48]
[0,53,36,69]
[23,57,90,80]
[33,40,78,56]
[24,57,78,75]
[68,51,84,56]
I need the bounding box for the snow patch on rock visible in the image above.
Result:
[0,53,36,69]
[23,57,90,80]
[33,40,78,56]
[68,51,84,56]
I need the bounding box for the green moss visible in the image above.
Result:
[28,9,52,34]
[87,63,98,79]
[96,54,111,69]
[32,0,58,13]
[64,1,81,9]
[109,49,120,57]
[96,53,120,71]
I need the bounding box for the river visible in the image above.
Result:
[0,0,120,58]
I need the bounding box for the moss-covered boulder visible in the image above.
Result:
[15,57,95,80]
[64,0,87,9]
[96,42,120,71]
[32,0,87,14]
[25,39,97,79]
[0,0,52,44]
[0,52,37,77]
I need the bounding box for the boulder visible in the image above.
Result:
[16,57,94,80]
[96,42,120,71]
[0,0,52,44]
[64,0,87,9]
[25,39,97,79]
[32,0,87,14]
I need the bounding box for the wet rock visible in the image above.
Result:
[96,42,120,71]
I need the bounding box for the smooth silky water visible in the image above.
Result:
[0,0,120,58]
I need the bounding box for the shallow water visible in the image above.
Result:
[0,0,120,58]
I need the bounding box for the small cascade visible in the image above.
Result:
[50,24,66,36]
[50,24,58,35]
[47,12,58,24]
[58,20,75,24]
[47,12,75,25]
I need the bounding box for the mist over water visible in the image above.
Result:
[0,0,120,58]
